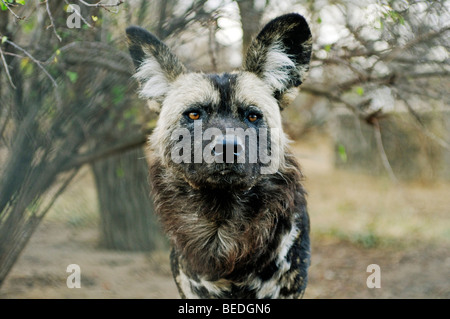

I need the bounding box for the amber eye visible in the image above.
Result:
[188,112,200,120]
[247,113,259,122]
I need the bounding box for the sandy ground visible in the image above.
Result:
[1,221,449,299]
[1,135,449,299]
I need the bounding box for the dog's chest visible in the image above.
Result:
[171,220,309,299]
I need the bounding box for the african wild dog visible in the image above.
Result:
[126,13,312,298]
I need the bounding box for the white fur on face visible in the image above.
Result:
[150,73,220,162]
[149,71,291,173]
[234,72,289,172]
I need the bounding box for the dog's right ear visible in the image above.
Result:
[126,26,186,108]
[243,13,312,109]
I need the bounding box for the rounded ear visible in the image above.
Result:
[126,26,186,108]
[243,13,312,107]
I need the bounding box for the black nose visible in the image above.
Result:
[213,137,244,163]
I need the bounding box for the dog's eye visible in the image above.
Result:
[188,112,200,120]
[247,113,259,122]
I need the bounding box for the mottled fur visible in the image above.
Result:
[126,13,312,298]
[152,154,310,298]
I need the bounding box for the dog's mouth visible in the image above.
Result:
[179,162,259,191]
[217,169,233,175]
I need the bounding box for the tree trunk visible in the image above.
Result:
[92,147,166,251]
[237,0,266,56]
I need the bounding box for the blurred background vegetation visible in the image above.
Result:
[0,0,448,298]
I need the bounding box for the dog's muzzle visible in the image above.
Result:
[211,134,245,163]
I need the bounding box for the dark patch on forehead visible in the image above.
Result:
[206,73,237,115]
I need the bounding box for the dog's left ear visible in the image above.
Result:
[243,13,312,108]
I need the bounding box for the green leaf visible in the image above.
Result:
[316,16,322,24]
[66,71,78,83]
[324,44,332,52]
[355,86,364,96]
[20,57,34,75]
[389,11,405,25]
[338,144,347,163]
[1,36,7,44]
[16,0,26,5]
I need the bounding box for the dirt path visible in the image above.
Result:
[1,220,448,299]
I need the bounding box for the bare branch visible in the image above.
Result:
[372,118,398,183]
[0,45,15,89]
[43,41,133,77]
[1,51,25,59]
[78,0,123,7]
[4,39,58,87]
[301,84,365,119]
[397,93,450,150]
[65,128,153,170]
[78,0,123,13]
[45,0,62,42]
[313,56,369,80]
[382,26,450,64]
[404,71,450,79]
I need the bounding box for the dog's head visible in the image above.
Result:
[126,13,312,190]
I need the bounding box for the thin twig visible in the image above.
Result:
[313,56,369,80]
[5,39,58,87]
[398,93,450,150]
[0,45,16,89]
[78,0,123,13]
[1,0,25,20]
[45,0,62,42]
[2,51,25,59]
[372,118,398,183]
[382,26,450,64]
[78,0,123,7]
[301,84,366,120]
[64,128,153,170]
